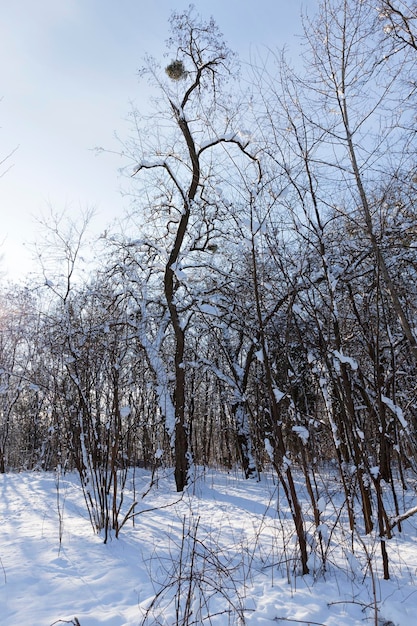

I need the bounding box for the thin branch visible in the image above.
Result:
[389,504,417,531]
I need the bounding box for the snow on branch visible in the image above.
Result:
[381,395,408,429]
[199,130,252,151]
[389,505,417,531]
[132,159,187,202]
[197,130,258,164]
[332,350,358,371]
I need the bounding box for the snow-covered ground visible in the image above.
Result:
[1,467,416,625]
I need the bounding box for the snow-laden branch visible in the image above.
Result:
[132,159,187,204]
[389,505,417,531]
[199,130,252,151]
[381,395,408,429]
[197,130,260,170]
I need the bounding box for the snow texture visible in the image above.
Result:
[1,468,417,625]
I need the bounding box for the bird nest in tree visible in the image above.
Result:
[165,60,187,80]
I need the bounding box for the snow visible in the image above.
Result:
[198,302,219,316]
[172,264,187,281]
[317,496,327,513]
[273,387,285,403]
[254,349,264,363]
[1,468,417,625]
[199,131,252,151]
[370,465,380,478]
[381,394,408,429]
[292,424,309,444]
[332,349,358,371]
[120,406,131,418]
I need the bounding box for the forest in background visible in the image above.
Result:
[1,0,417,580]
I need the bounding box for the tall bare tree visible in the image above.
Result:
[125,7,259,491]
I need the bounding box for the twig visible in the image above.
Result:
[118,495,184,533]
[0,553,6,584]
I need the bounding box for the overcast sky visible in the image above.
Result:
[1,0,314,281]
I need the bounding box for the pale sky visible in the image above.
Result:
[1,0,313,282]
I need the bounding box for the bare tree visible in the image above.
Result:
[124,7,259,491]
